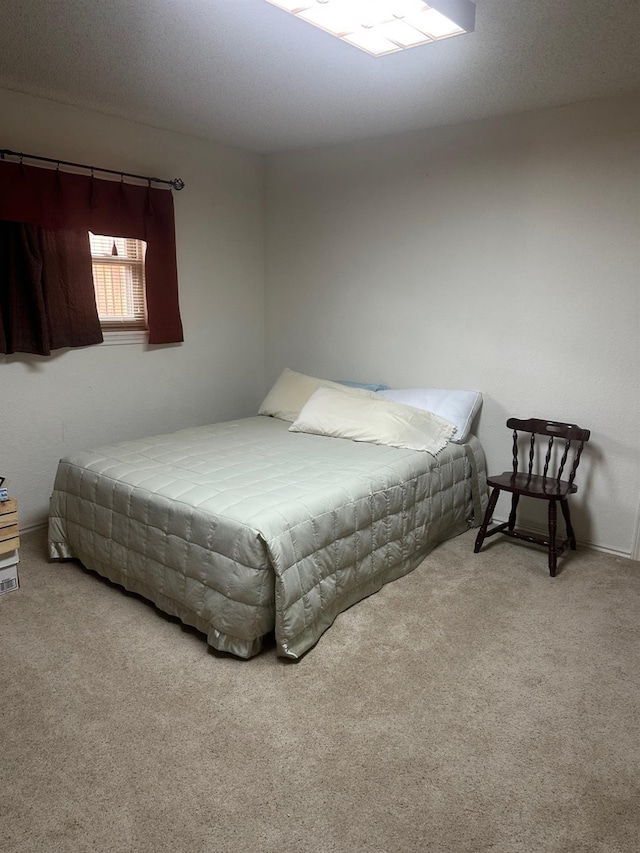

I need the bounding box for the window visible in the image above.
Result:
[89,233,147,331]
[1,159,183,349]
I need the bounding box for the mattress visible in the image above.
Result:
[48,416,488,659]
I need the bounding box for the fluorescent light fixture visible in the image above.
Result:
[266,0,476,56]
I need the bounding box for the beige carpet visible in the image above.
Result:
[1,528,639,853]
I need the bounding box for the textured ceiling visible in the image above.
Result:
[1,0,639,153]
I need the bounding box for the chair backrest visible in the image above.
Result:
[506,418,591,487]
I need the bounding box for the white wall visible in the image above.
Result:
[1,88,265,529]
[265,94,640,556]
[4,88,638,554]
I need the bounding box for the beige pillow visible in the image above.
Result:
[258,368,375,423]
[289,386,457,453]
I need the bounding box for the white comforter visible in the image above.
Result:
[48,416,487,659]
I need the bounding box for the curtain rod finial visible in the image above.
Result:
[171,178,185,191]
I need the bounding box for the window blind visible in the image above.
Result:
[89,233,147,330]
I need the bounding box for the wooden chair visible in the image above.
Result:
[474,418,590,576]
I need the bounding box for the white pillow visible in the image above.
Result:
[259,368,375,423]
[290,387,457,454]
[377,388,482,443]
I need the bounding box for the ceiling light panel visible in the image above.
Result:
[266,0,475,56]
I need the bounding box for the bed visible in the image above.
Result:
[48,375,488,659]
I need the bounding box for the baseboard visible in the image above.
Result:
[20,521,48,536]
[491,516,632,560]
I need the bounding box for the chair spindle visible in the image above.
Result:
[543,436,554,480]
[528,432,535,478]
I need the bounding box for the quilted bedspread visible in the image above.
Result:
[48,416,487,659]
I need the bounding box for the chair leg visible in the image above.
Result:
[508,494,520,531]
[548,500,558,577]
[474,487,501,553]
[560,498,576,549]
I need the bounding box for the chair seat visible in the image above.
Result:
[487,471,578,500]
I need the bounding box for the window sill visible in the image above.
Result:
[100,330,148,346]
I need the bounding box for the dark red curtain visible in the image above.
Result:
[0,222,102,355]
[0,159,183,347]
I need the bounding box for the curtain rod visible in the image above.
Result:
[0,148,185,191]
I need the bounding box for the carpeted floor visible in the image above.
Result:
[1,528,639,853]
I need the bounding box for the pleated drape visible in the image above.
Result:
[0,222,103,355]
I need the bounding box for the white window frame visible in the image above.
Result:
[99,329,148,346]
